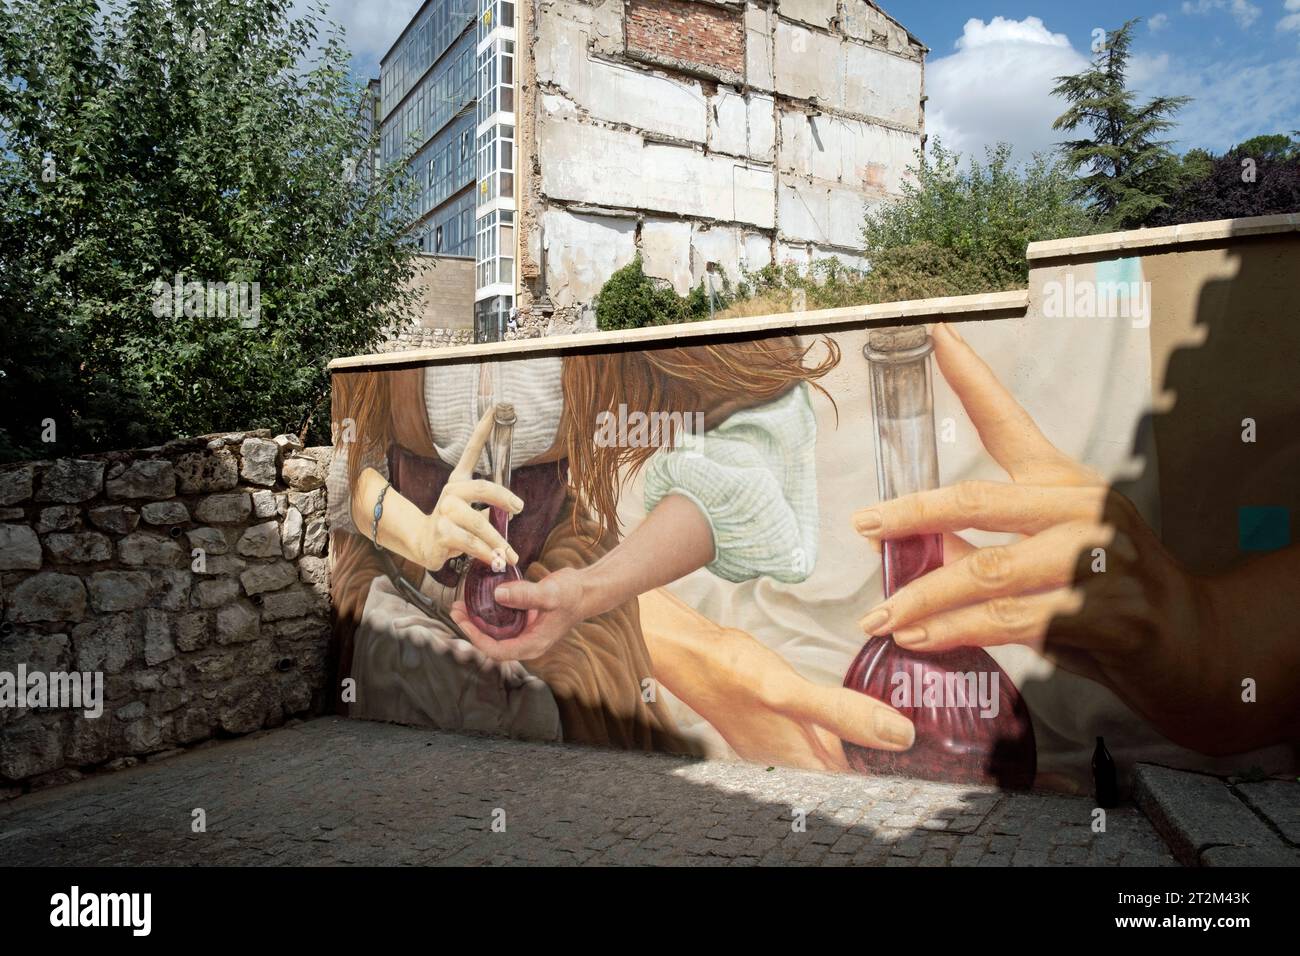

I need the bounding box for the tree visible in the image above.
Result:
[1051,18,1190,229]
[1148,148,1300,227]
[862,141,1098,289]
[1233,133,1300,164]
[0,0,420,461]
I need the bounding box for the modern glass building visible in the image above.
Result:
[377,0,516,341]
[378,0,477,259]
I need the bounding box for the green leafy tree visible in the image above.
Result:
[862,141,1098,289]
[1233,133,1300,164]
[1051,18,1191,228]
[0,0,420,460]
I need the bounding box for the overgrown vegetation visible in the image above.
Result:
[0,0,420,461]
[862,142,1097,289]
[595,142,1099,329]
[594,255,731,331]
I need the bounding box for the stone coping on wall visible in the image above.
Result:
[1026,213,1299,262]
[328,289,1031,370]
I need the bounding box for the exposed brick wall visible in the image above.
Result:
[626,0,744,82]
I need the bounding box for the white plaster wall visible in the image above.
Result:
[709,90,776,162]
[542,208,637,308]
[641,218,693,294]
[778,109,918,194]
[538,114,776,229]
[841,0,916,55]
[742,231,774,273]
[537,11,706,143]
[777,175,874,248]
[744,4,775,92]
[529,0,924,309]
[777,0,837,30]
[773,21,922,129]
[690,225,743,287]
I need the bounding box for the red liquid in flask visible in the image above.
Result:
[462,506,527,641]
[843,533,1037,789]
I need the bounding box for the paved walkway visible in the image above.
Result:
[0,717,1175,866]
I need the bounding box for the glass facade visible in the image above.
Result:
[380,31,476,170]
[473,0,517,341]
[415,189,476,257]
[379,0,516,341]
[380,0,477,118]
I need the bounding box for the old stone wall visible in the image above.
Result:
[0,432,333,794]
[518,0,926,324]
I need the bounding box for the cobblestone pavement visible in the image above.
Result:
[0,717,1176,866]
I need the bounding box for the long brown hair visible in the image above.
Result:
[559,335,840,541]
[332,366,395,498]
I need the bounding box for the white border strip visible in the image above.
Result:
[1026,213,1299,262]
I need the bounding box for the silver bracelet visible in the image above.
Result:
[371,481,391,546]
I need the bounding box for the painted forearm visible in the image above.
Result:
[350,466,433,567]
[577,494,716,621]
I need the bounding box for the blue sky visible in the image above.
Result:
[318,0,1300,160]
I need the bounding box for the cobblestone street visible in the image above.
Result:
[0,717,1175,866]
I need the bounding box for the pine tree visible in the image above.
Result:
[1051,19,1190,229]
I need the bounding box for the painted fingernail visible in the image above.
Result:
[508,547,519,565]
[893,626,926,647]
[854,510,882,533]
[941,322,964,343]
[859,606,890,634]
[510,495,525,513]
[874,710,915,749]
[494,584,513,603]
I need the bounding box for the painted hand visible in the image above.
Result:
[852,323,1227,753]
[637,589,915,772]
[450,566,583,662]
[420,405,524,572]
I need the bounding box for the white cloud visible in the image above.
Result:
[296,0,425,75]
[1134,52,1300,150]
[1280,0,1300,33]
[1149,13,1170,31]
[925,13,1300,164]
[925,17,1090,162]
[1180,0,1262,29]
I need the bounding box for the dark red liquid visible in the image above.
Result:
[463,506,527,641]
[843,534,1036,789]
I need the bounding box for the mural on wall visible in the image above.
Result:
[328,315,1297,794]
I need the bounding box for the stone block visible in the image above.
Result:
[43,531,112,564]
[105,460,176,500]
[10,572,86,622]
[87,570,152,612]
[35,459,104,503]
[0,524,42,570]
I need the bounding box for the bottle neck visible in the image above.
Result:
[868,351,939,501]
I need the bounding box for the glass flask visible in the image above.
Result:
[842,326,1037,789]
[462,402,528,640]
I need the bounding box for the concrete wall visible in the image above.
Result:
[517,0,925,328]
[1026,215,1300,578]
